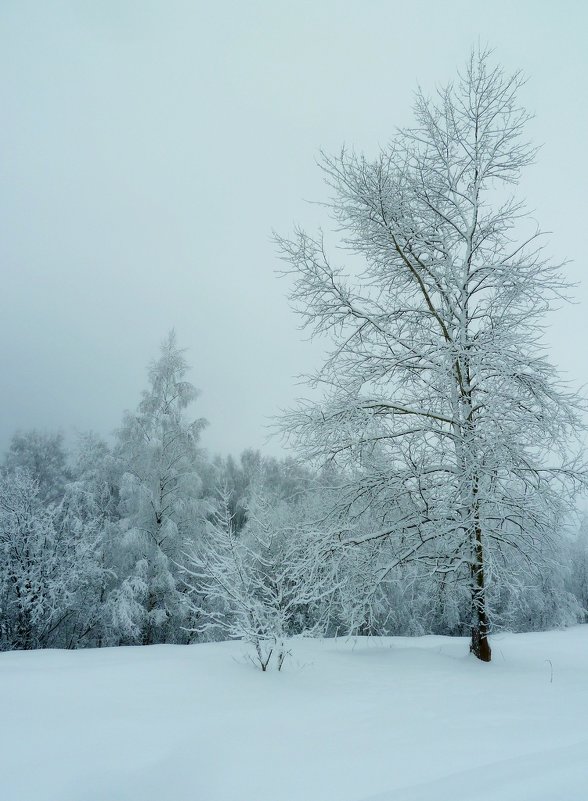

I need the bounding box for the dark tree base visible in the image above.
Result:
[470,626,492,662]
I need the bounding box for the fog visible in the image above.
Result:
[1,0,587,457]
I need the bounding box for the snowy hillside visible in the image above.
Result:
[1,628,587,801]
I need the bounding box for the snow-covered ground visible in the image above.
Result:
[1,628,587,801]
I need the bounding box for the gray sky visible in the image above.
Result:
[1,0,587,458]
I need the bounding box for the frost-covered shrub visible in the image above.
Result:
[182,489,333,670]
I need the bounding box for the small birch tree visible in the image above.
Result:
[277,49,586,661]
[182,487,333,670]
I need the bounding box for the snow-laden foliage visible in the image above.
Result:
[0,469,104,650]
[4,430,71,505]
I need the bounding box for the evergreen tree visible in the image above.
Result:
[115,331,208,644]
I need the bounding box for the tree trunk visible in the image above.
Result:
[470,524,491,662]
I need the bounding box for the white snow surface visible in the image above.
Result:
[1,628,587,801]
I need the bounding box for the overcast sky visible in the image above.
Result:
[1,1,587,458]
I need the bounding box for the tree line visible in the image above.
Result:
[1,331,586,666]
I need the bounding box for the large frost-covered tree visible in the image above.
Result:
[278,50,586,661]
[115,331,207,644]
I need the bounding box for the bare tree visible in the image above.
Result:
[277,49,586,661]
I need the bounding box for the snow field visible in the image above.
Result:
[1,627,587,801]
